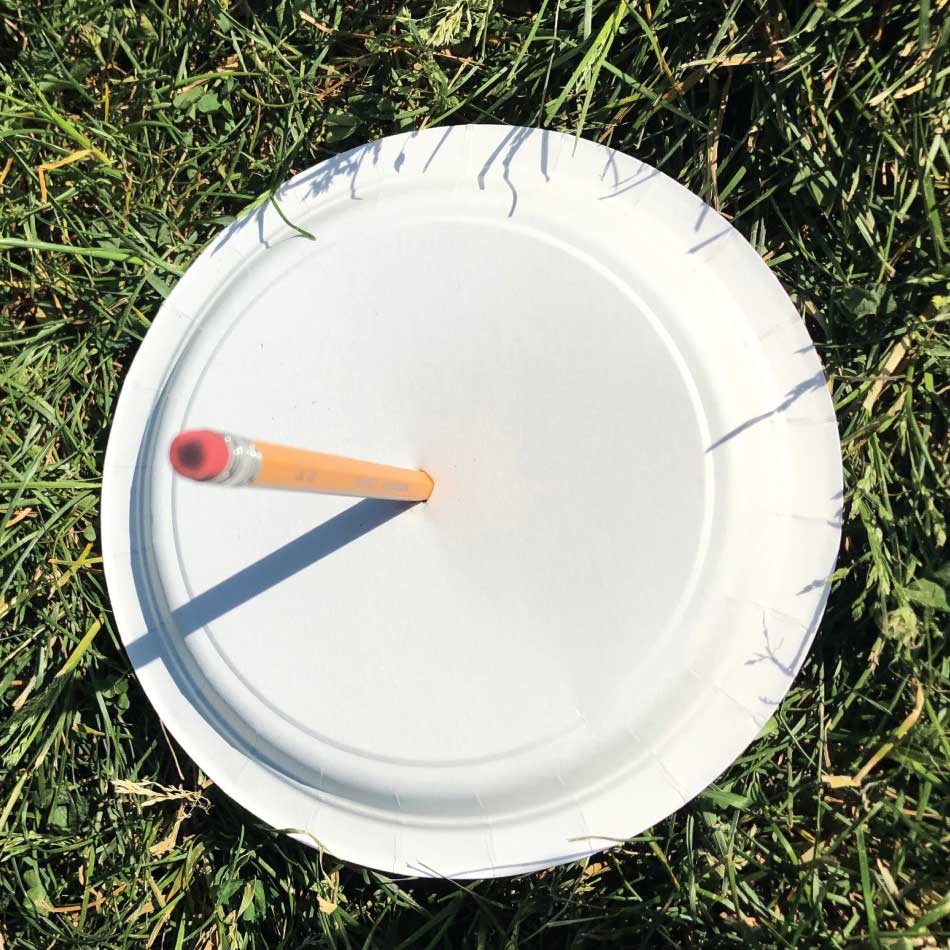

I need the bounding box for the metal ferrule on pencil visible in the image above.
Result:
[212,433,262,486]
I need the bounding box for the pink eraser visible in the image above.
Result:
[169,430,229,481]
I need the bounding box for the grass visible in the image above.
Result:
[1,0,948,945]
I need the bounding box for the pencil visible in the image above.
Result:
[169,430,434,502]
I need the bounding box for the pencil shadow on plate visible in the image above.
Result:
[124,498,415,671]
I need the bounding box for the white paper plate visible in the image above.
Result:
[102,125,842,878]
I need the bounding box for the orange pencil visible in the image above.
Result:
[169,430,434,502]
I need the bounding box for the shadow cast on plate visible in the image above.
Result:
[705,370,828,452]
[125,497,416,670]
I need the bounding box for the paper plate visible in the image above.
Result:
[102,125,842,878]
